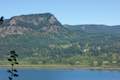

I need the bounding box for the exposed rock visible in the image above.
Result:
[0,13,64,37]
[0,26,32,37]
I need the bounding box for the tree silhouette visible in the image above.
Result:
[0,16,4,25]
[7,50,19,80]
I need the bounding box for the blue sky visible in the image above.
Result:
[0,0,120,25]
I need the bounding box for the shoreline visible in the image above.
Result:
[0,65,120,70]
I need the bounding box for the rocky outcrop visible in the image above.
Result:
[0,13,64,37]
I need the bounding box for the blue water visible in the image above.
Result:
[0,68,120,80]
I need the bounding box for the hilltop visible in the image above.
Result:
[0,13,120,67]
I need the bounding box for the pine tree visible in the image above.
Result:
[7,50,19,80]
[0,16,4,25]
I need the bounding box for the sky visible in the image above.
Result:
[0,0,120,25]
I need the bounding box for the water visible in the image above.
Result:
[0,68,120,80]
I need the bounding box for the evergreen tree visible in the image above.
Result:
[0,16,4,25]
[7,50,19,80]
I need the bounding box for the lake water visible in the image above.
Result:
[0,68,120,80]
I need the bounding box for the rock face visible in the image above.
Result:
[0,26,32,37]
[0,13,63,37]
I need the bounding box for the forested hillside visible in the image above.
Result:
[0,13,120,67]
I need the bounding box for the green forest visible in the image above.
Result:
[0,13,120,67]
